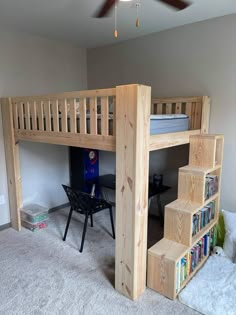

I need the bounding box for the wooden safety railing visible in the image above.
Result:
[151,96,204,130]
[12,88,116,136]
[5,87,210,153]
[9,88,117,151]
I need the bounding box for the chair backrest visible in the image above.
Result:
[62,184,96,213]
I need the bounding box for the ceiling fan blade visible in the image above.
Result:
[95,0,116,18]
[157,0,190,11]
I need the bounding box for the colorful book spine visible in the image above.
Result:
[205,175,218,200]
[192,201,216,236]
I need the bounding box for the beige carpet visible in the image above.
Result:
[0,208,200,315]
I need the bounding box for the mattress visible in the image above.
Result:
[23,114,189,135]
[150,114,189,135]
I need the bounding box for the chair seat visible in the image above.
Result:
[62,184,115,252]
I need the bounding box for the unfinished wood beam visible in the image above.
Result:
[115,84,151,300]
[201,96,210,134]
[1,98,22,231]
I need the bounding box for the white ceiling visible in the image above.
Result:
[0,0,236,48]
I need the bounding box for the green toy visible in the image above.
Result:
[216,213,225,247]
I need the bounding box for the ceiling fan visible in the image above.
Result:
[95,0,191,18]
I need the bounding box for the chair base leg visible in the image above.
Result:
[63,207,73,241]
[109,207,115,239]
[79,214,89,253]
[90,214,93,227]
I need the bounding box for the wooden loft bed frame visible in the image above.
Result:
[0,84,210,301]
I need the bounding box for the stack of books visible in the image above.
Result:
[205,175,218,200]
[192,201,215,236]
[176,226,217,293]
[20,204,49,232]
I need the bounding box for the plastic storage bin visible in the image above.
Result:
[20,204,49,224]
[21,220,48,232]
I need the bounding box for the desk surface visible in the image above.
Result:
[88,174,170,198]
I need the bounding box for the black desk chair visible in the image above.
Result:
[62,185,115,253]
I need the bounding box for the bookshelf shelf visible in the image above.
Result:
[204,193,219,208]
[147,134,224,300]
[178,255,208,293]
[192,217,217,244]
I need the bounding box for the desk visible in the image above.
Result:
[88,174,170,223]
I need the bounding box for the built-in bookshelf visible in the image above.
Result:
[147,134,224,300]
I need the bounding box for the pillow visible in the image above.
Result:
[222,209,236,262]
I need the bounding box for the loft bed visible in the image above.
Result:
[1,84,210,301]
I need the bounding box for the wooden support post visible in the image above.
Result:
[115,84,151,300]
[201,96,210,134]
[1,98,22,231]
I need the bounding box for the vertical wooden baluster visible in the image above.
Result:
[44,100,51,131]
[176,102,182,114]
[51,100,59,132]
[37,100,44,131]
[80,97,87,134]
[31,100,37,130]
[70,98,77,133]
[13,102,19,129]
[185,102,192,129]
[190,102,196,129]
[101,96,109,136]
[194,101,202,129]
[25,101,31,130]
[166,103,172,114]
[90,97,97,135]
[61,99,68,132]
[113,96,116,136]
[157,103,163,114]
[18,102,24,129]
[153,103,157,114]
[151,102,155,114]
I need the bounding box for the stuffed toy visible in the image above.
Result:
[212,246,226,256]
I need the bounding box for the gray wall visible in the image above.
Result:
[0,29,87,225]
[88,14,236,211]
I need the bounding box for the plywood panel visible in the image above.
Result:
[178,167,205,204]
[147,250,176,300]
[164,206,192,246]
